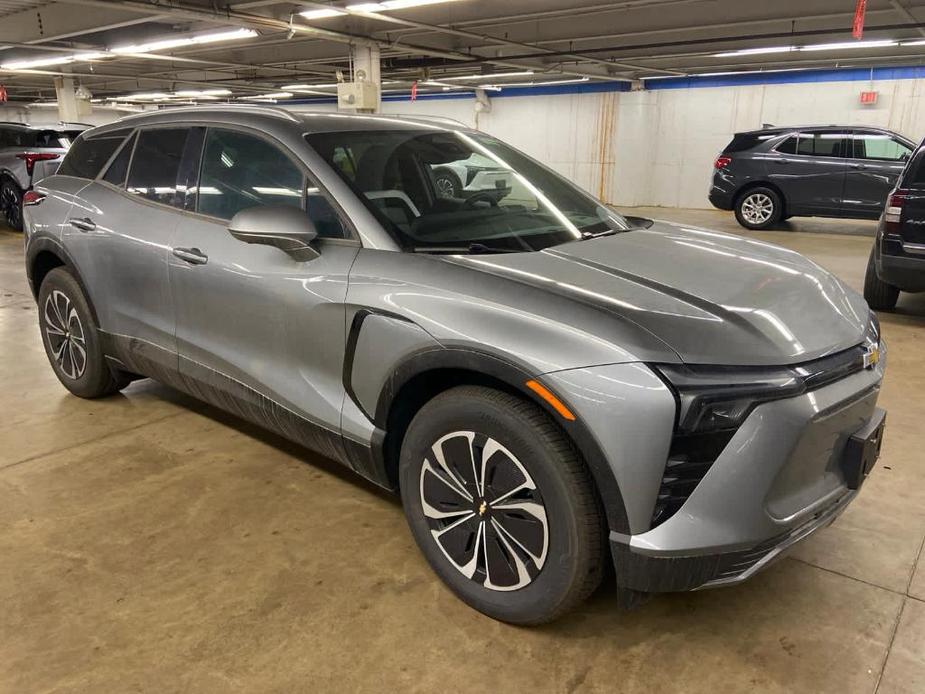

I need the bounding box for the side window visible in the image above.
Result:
[102,132,137,186]
[197,129,303,220]
[58,134,126,180]
[776,135,798,155]
[126,128,189,207]
[799,131,850,158]
[854,134,912,162]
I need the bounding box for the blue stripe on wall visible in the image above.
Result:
[284,63,925,105]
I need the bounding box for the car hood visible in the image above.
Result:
[460,221,870,366]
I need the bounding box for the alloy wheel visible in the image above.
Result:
[44,289,87,380]
[1,184,21,229]
[434,176,456,198]
[741,193,774,225]
[419,431,549,591]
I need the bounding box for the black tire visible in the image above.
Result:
[864,247,899,311]
[1,177,23,231]
[734,186,783,230]
[37,267,130,398]
[399,385,605,625]
[433,168,462,198]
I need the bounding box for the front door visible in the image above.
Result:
[168,126,359,458]
[843,131,913,218]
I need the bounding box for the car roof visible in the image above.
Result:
[0,121,89,131]
[735,124,906,138]
[83,105,471,139]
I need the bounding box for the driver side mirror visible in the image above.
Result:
[227,205,320,261]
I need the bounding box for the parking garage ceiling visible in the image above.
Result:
[1,0,925,103]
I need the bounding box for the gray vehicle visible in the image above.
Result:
[710,125,916,230]
[0,122,86,230]
[23,107,887,624]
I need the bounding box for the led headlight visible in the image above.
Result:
[654,364,803,434]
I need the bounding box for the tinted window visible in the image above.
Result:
[723,133,779,153]
[196,129,303,220]
[102,132,136,186]
[796,131,850,158]
[776,136,798,155]
[853,134,912,161]
[58,134,125,180]
[126,128,189,207]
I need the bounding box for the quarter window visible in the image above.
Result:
[58,134,126,180]
[796,131,851,158]
[126,128,190,207]
[776,136,798,155]
[102,132,136,186]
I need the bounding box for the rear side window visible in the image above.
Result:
[58,134,126,180]
[126,128,190,208]
[906,148,925,188]
[785,131,850,158]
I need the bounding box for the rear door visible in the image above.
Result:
[843,131,914,218]
[64,126,189,356]
[767,130,851,214]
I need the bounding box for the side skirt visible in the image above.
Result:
[100,331,390,488]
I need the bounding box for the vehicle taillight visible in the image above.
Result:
[15,152,60,176]
[885,188,909,234]
[714,155,732,169]
[22,190,46,206]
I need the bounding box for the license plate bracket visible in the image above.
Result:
[843,408,887,490]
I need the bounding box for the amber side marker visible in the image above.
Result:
[525,379,576,421]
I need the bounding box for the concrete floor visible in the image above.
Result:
[2,208,925,694]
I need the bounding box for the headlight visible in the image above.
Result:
[655,314,880,434]
[653,364,803,434]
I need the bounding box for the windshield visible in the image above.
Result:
[305,128,629,252]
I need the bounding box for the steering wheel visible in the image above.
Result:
[462,191,500,208]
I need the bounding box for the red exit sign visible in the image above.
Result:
[860,90,878,105]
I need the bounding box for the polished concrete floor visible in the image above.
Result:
[2,208,925,694]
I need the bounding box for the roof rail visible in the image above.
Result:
[114,104,301,123]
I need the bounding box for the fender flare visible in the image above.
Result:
[25,236,101,324]
[369,341,632,535]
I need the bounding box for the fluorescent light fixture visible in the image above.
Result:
[442,70,534,81]
[347,2,387,10]
[713,46,793,57]
[111,27,257,54]
[300,8,347,19]
[347,0,461,11]
[799,39,897,51]
[490,77,591,87]
[900,39,925,46]
[281,82,338,89]
[174,89,231,97]
[2,51,108,70]
[239,91,294,100]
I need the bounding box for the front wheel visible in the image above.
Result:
[735,187,783,230]
[1,178,23,231]
[864,247,899,311]
[399,386,605,625]
[38,268,130,398]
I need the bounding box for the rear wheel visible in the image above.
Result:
[864,247,899,311]
[0,178,23,231]
[399,386,605,625]
[735,187,782,230]
[433,169,462,198]
[38,268,130,397]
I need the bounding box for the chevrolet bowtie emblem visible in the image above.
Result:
[863,346,880,369]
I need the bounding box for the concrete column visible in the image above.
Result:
[54,76,80,122]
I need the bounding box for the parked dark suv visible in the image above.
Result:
[710,125,916,230]
[864,136,925,310]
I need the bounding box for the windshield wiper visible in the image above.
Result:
[413,243,523,254]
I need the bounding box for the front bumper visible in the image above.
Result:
[610,353,886,593]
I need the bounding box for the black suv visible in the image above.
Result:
[709,125,916,230]
[864,136,925,311]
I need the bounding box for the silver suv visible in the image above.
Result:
[0,122,86,230]
[23,107,887,624]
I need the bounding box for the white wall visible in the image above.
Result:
[376,77,925,210]
[0,103,142,125]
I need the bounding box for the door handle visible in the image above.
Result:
[67,217,96,232]
[777,158,791,165]
[850,163,867,170]
[172,247,208,265]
